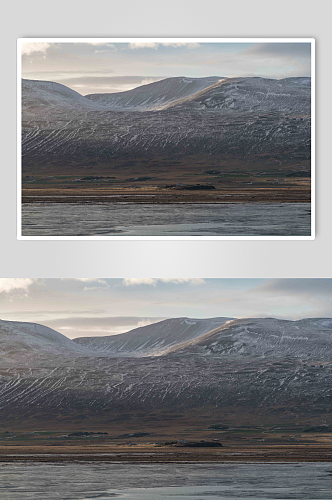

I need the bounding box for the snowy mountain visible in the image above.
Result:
[85,76,223,111]
[166,317,332,358]
[22,79,105,116]
[166,77,311,114]
[21,76,311,169]
[74,317,233,356]
[1,317,332,422]
[0,319,95,362]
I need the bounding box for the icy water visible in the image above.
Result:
[21,202,311,237]
[0,462,331,500]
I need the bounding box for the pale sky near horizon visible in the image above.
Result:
[0,278,330,339]
[21,41,311,95]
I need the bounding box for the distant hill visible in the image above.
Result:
[22,79,105,116]
[74,317,233,356]
[165,317,332,358]
[164,77,311,113]
[0,319,95,362]
[85,76,223,111]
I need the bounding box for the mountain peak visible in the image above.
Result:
[85,76,224,111]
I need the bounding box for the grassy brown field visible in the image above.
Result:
[1,408,330,462]
[1,432,331,463]
[22,155,311,204]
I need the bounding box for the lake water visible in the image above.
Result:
[0,461,331,500]
[21,202,311,237]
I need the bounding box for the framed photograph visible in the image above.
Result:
[18,38,315,239]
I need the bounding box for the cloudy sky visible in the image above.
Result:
[0,278,330,339]
[21,41,311,95]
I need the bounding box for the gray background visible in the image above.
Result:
[1,0,331,278]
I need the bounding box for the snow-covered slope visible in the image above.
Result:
[166,77,311,113]
[22,79,105,116]
[85,76,223,111]
[168,317,332,359]
[0,319,95,362]
[281,77,311,87]
[74,317,233,356]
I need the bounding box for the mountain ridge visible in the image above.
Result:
[84,76,224,111]
[22,79,106,115]
[0,319,97,361]
[1,316,331,421]
[73,316,233,356]
[164,76,311,113]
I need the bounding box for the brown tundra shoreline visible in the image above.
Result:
[1,444,332,463]
[22,185,311,205]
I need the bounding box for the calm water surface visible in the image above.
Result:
[0,462,331,500]
[21,202,311,236]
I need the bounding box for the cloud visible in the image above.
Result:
[71,278,102,282]
[244,43,311,59]
[94,49,114,54]
[0,279,34,294]
[122,278,205,287]
[93,44,117,54]
[128,42,159,50]
[128,42,200,50]
[21,43,51,56]
[141,78,157,85]
[194,43,311,79]
[256,279,332,296]
[88,43,117,49]
[61,278,109,290]
[162,43,200,49]
[212,279,332,320]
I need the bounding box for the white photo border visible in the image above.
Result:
[17,37,315,241]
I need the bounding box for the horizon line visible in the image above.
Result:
[21,74,312,97]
